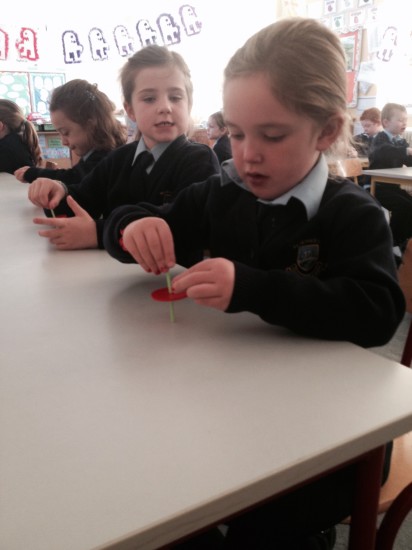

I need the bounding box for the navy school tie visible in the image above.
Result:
[136,150,154,171]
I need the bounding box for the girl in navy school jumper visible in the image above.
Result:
[26,46,220,250]
[0,99,42,174]
[206,110,232,164]
[103,19,404,549]
[14,79,127,186]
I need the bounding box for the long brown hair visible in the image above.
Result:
[49,79,127,150]
[0,99,42,165]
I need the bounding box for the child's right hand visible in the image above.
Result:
[122,217,176,274]
[28,178,66,210]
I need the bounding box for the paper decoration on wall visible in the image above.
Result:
[89,28,109,61]
[0,72,31,114]
[16,28,38,61]
[376,26,397,63]
[180,5,202,35]
[1,4,202,66]
[29,72,65,119]
[136,20,159,47]
[279,0,306,17]
[62,31,84,64]
[332,15,345,30]
[340,0,355,10]
[0,29,9,60]
[339,28,362,106]
[157,14,180,45]
[349,9,366,27]
[113,25,135,57]
[324,0,337,15]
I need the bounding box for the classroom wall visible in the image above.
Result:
[0,0,276,124]
[0,0,410,127]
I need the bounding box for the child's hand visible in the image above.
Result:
[28,178,66,210]
[172,258,235,311]
[14,166,30,182]
[122,217,176,274]
[33,196,97,250]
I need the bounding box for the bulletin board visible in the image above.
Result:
[29,72,65,119]
[0,72,31,115]
[0,71,65,119]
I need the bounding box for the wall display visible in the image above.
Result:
[0,71,65,119]
[0,4,202,67]
[339,28,362,107]
[0,72,31,114]
[348,9,366,27]
[339,0,355,10]
[29,73,65,119]
[324,0,337,15]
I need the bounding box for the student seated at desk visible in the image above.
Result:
[26,46,220,250]
[0,99,42,174]
[369,102,412,248]
[103,19,404,550]
[14,79,127,186]
[353,107,381,157]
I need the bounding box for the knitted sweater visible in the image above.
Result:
[23,149,109,185]
[104,169,405,347]
[51,135,220,248]
[0,133,34,173]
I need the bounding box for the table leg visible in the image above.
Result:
[370,178,377,196]
[348,445,385,550]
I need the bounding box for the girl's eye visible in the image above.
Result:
[170,95,183,102]
[228,133,243,140]
[266,135,285,142]
[142,96,156,103]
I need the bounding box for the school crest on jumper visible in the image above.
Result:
[296,243,320,273]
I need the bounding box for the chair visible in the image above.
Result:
[374,238,412,549]
[328,158,363,185]
[340,239,412,548]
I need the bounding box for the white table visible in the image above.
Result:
[363,166,412,196]
[2,173,412,550]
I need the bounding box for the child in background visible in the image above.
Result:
[369,103,412,168]
[27,45,219,250]
[14,79,127,185]
[206,110,232,163]
[103,18,404,549]
[369,102,412,247]
[353,107,381,157]
[0,99,42,173]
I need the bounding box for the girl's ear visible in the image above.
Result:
[316,115,344,152]
[124,102,136,122]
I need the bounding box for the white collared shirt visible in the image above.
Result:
[221,154,328,221]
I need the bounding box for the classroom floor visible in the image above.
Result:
[335,312,412,549]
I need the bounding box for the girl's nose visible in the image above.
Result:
[157,99,172,113]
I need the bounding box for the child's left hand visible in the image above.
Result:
[172,258,235,311]
[32,196,98,250]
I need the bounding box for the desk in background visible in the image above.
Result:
[363,166,412,196]
[2,174,412,550]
